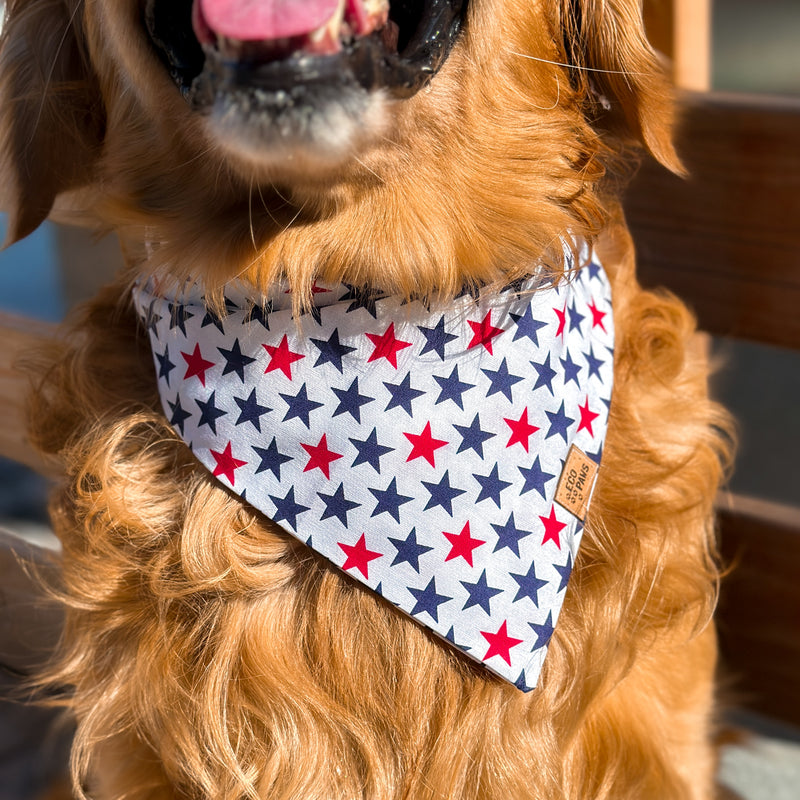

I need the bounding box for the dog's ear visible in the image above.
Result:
[562,0,682,173]
[0,0,105,244]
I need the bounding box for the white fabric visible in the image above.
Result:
[132,246,613,690]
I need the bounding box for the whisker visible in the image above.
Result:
[247,180,257,250]
[353,155,384,184]
[508,51,651,77]
[528,74,561,111]
[34,2,83,134]
[256,183,281,227]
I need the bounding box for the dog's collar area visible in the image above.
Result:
[144,0,467,102]
[132,247,614,691]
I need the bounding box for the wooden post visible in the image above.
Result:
[644,0,712,91]
[673,0,712,91]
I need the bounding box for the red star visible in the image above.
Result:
[554,303,567,337]
[504,408,540,452]
[210,442,247,485]
[404,421,449,467]
[339,533,382,580]
[284,280,331,295]
[540,506,567,549]
[181,343,215,386]
[588,299,607,332]
[577,396,600,436]
[467,311,504,355]
[301,433,343,479]
[443,521,486,567]
[263,334,305,379]
[481,620,524,666]
[365,322,413,369]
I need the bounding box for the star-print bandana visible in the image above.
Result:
[132,246,614,691]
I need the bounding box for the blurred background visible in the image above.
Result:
[0,0,799,798]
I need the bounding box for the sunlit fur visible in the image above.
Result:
[1,0,733,798]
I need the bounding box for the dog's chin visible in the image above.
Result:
[200,83,390,185]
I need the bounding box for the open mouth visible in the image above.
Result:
[145,0,467,107]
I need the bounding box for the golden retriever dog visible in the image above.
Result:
[1,1,733,798]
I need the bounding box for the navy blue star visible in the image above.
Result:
[299,303,323,326]
[201,306,227,334]
[584,345,604,381]
[433,365,475,409]
[422,470,466,516]
[318,482,360,527]
[218,338,256,382]
[245,301,272,329]
[167,301,193,336]
[530,611,555,650]
[310,328,356,373]
[510,304,547,345]
[269,486,310,530]
[168,395,192,434]
[455,282,481,303]
[491,512,534,557]
[482,357,523,402]
[568,300,584,333]
[383,372,425,417]
[280,384,323,429]
[233,388,270,431]
[560,350,582,387]
[417,315,457,360]
[408,577,452,623]
[460,570,503,615]
[588,261,602,281]
[453,412,495,459]
[401,294,434,311]
[201,296,236,333]
[156,345,176,386]
[331,376,374,423]
[514,671,531,692]
[195,390,226,434]
[554,552,573,593]
[587,442,604,464]
[144,300,162,335]
[510,562,549,606]
[531,355,557,394]
[369,477,414,522]
[473,463,512,507]
[519,456,556,498]
[545,401,574,442]
[252,438,293,480]
[501,276,528,295]
[349,428,394,473]
[388,527,433,572]
[341,284,383,318]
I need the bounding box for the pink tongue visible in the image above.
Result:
[197,0,342,41]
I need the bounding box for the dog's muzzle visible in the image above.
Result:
[145,0,467,108]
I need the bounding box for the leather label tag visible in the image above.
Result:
[555,445,598,521]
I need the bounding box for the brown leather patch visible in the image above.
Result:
[555,445,599,521]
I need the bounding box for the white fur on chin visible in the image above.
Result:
[203,88,391,183]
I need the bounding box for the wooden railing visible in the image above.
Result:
[0,312,56,474]
[624,90,800,727]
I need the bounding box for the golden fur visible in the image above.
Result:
[1,1,733,798]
